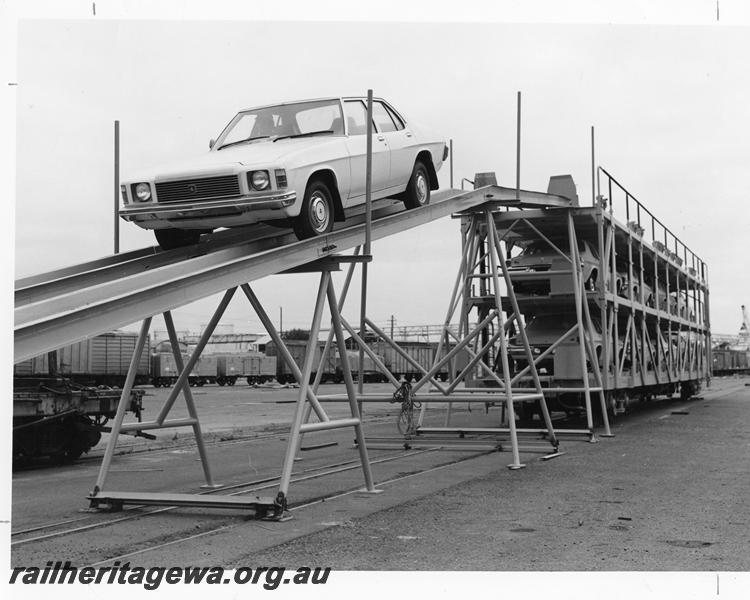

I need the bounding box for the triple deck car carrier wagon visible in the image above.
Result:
[464,169,709,421]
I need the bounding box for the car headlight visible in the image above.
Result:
[134,183,152,202]
[249,170,270,191]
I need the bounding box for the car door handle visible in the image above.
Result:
[377,135,385,141]
[405,131,413,137]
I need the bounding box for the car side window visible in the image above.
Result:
[294,102,344,135]
[343,100,370,135]
[372,102,397,133]
[383,103,405,130]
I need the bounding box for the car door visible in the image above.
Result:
[342,99,390,205]
[371,100,414,189]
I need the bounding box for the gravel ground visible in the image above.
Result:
[246,378,750,571]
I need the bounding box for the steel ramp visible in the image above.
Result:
[14,186,574,362]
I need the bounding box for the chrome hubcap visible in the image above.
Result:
[416,173,428,204]
[310,192,330,232]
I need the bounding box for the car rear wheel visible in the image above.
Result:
[154,228,203,250]
[403,160,430,209]
[294,180,334,239]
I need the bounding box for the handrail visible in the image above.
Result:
[597,166,706,280]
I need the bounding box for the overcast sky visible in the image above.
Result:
[8,5,750,340]
[4,2,750,596]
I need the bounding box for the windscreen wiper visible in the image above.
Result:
[216,136,270,150]
[272,130,334,142]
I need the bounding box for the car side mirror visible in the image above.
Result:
[209,138,216,150]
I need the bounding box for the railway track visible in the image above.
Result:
[84,447,494,568]
[11,446,453,550]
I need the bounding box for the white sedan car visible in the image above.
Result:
[120,97,448,249]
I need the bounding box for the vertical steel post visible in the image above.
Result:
[114,120,120,254]
[591,126,595,206]
[359,89,374,403]
[449,138,454,188]
[365,88,373,254]
[278,272,331,497]
[163,310,216,487]
[516,91,521,202]
[92,317,151,494]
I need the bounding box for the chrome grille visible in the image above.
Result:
[155,175,241,204]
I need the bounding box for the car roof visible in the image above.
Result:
[237,96,391,113]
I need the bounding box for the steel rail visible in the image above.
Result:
[15,246,158,289]
[85,448,489,568]
[13,448,435,547]
[11,413,401,537]
[15,188,499,361]
[15,201,407,292]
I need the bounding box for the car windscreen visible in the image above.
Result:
[519,239,591,256]
[216,100,344,148]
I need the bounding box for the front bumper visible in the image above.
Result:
[119,192,297,222]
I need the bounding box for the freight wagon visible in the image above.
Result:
[13,376,144,465]
[150,352,187,387]
[151,352,224,387]
[13,331,149,465]
[216,352,277,385]
[265,339,387,383]
[712,343,750,375]
[13,331,151,387]
[334,349,386,383]
[365,339,451,381]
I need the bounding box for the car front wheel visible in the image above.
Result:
[294,180,334,239]
[403,161,430,209]
[154,228,203,250]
